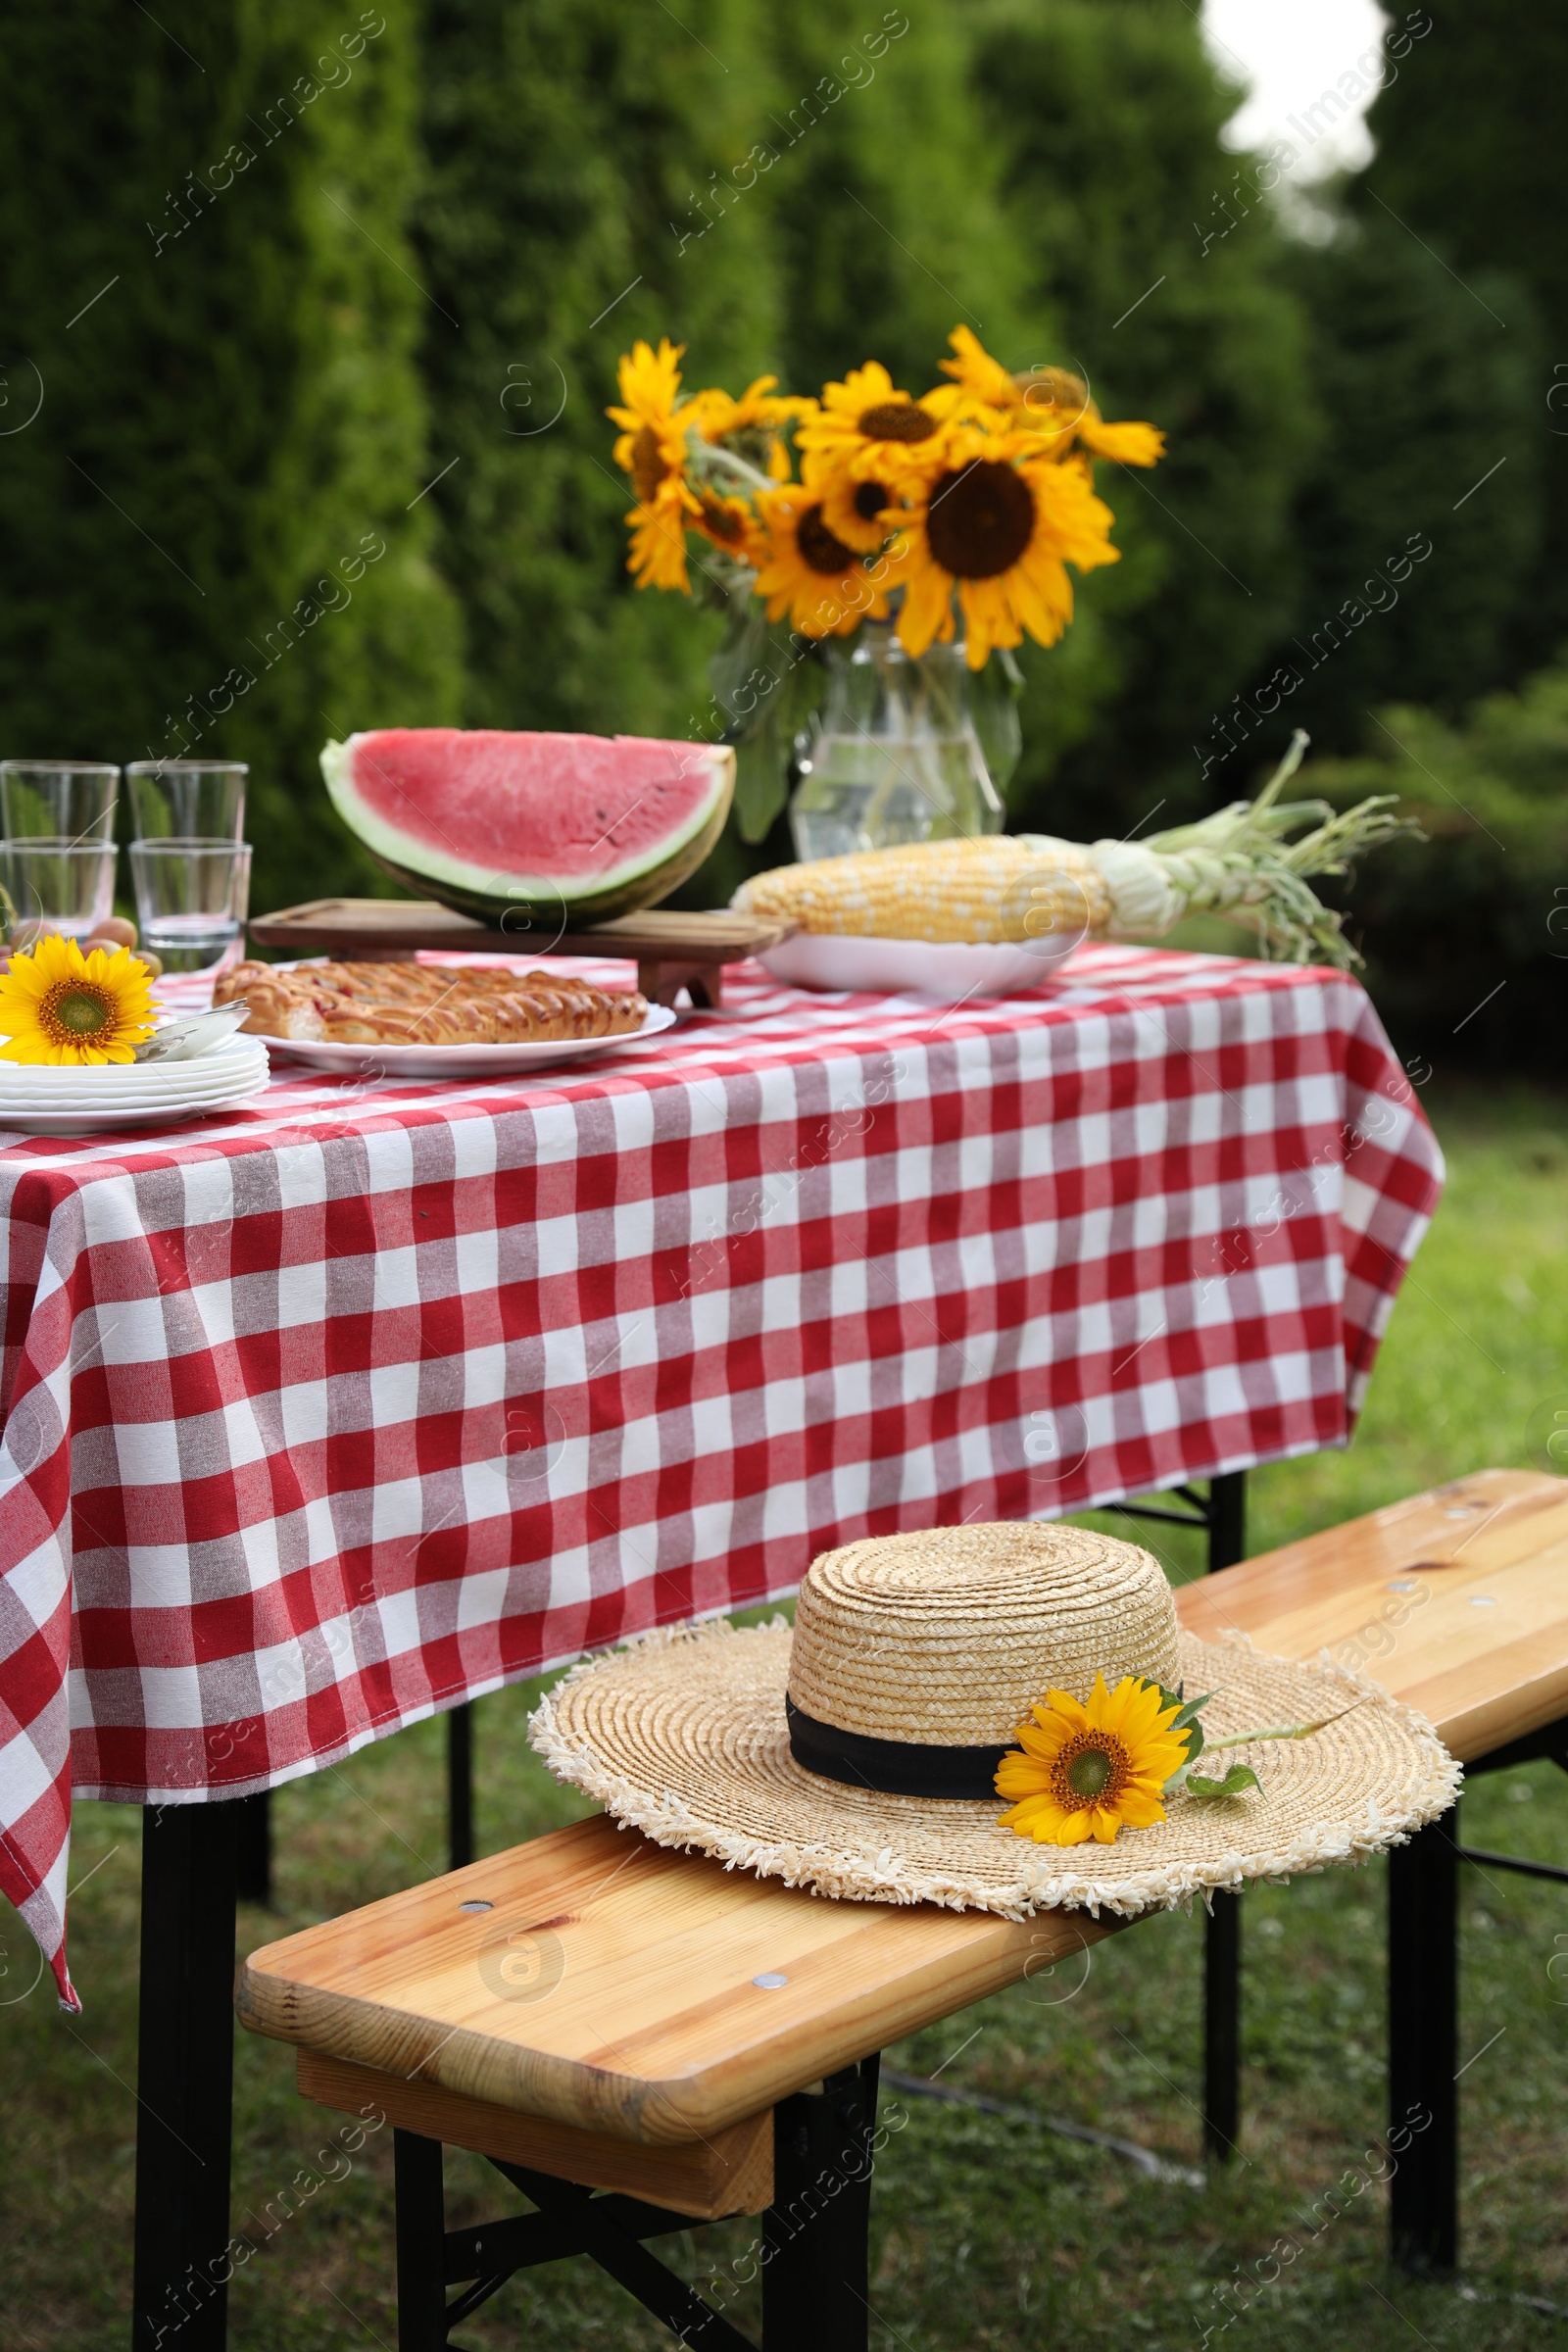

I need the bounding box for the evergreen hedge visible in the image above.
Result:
[0,0,464,909]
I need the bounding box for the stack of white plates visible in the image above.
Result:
[0,1037,270,1136]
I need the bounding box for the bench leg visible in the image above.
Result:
[763,2055,880,2352]
[1389,1819,1459,2272]
[395,2131,450,2349]
[131,1803,239,2351]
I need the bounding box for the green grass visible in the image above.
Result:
[5,1079,1568,2350]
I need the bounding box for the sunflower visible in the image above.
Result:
[996,1674,1191,1846]
[691,486,763,563]
[940,327,1165,467]
[609,337,695,506]
[623,500,694,592]
[798,361,958,491]
[0,933,159,1065]
[697,373,814,450]
[752,485,902,636]
[893,424,1121,668]
[608,339,704,590]
[815,466,902,555]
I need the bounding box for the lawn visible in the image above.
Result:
[5,1079,1568,2351]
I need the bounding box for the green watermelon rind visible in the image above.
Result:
[320,734,734,926]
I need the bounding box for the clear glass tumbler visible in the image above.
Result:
[126,760,247,843]
[129,838,252,974]
[0,760,119,844]
[0,838,118,939]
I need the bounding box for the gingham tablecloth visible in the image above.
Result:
[0,944,1442,2004]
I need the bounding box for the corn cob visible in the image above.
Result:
[734,735,1421,968]
[734,835,1112,943]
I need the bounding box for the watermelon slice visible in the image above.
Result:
[320,728,734,926]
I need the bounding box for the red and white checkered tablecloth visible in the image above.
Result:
[0,944,1441,2005]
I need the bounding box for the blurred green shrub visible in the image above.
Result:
[1305,659,1568,1071]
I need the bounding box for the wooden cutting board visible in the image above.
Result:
[245,899,791,1007]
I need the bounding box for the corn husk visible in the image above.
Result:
[734,734,1420,969]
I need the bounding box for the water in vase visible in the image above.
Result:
[790,627,1005,862]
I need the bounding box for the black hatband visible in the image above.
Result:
[785,1694,1008,1799]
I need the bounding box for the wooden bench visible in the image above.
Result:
[238,1815,1120,2349]
[1179,1466,1568,2271]
[238,1465,1568,2333]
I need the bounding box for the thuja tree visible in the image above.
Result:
[1249,217,1541,761]
[1354,0,1566,667]
[0,0,463,910]
[413,0,788,754]
[964,0,1321,839]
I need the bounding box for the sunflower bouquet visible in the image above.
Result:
[610,330,1163,839]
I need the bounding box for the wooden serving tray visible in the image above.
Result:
[245,898,791,1007]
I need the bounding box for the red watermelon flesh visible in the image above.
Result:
[320,727,734,924]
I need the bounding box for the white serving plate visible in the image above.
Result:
[0,1041,268,1102]
[757,931,1081,999]
[264,1002,677,1079]
[0,1067,268,1105]
[0,1089,270,1136]
[0,1040,270,1133]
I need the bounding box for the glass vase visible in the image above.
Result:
[788,624,1008,862]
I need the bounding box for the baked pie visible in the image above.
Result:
[215,959,648,1046]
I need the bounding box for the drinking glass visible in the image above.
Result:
[126,760,247,843]
[0,839,118,939]
[0,761,119,844]
[129,838,252,974]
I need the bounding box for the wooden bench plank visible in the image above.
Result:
[1177,1469,1568,1760]
[238,1815,1113,2145]
[295,2050,774,2219]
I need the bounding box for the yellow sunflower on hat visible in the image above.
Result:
[893,422,1121,668]
[996,1673,1191,1846]
[0,933,160,1065]
[608,338,704,591]
[797,361,958,492]
[753,485,904,637]
[940,327,1165,468]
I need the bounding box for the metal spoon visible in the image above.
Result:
[132,1004,254,1062]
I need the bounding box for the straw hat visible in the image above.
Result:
[531,1524,1460,1919]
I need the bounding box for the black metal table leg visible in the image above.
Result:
[448,1703,473,1870]
[1389,1816,1459,2272]
[763,2056,879,2352]
[1203,1471,1247,2160]
[234,1788,272,1907]
[131,1802,241,2351]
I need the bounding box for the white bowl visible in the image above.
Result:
[757,930,1081,1000]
